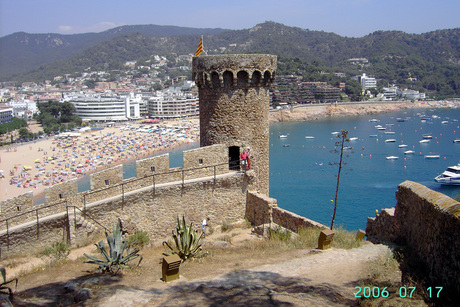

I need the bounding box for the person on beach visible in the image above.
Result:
[240,150,248,171]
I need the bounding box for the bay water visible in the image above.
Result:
[270,107,460,230]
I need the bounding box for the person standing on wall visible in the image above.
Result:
[247,148,252,170]
[240,149,248,171]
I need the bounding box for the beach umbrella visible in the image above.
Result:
[34,159,41,163]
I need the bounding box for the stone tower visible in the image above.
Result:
[192,54,277,195]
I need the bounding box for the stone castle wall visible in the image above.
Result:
[366,180,460,296]
[0,144,232,228]
[246,191,327,232]
[44,178,78,206]
[0,172,249,257]
[193,54,277,195]
[90,165,123,190]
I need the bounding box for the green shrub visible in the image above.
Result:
[127,231,150,249]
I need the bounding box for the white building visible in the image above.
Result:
[382,87,398,100]
[148,93,199,119]
[70,93,140,122]
[0,107,13,124]
[359,73,377,90]
[9,99,37,118]
[398,89,426,100]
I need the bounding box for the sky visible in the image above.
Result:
[0,0,459,38]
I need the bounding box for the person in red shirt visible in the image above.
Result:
[240,150,248,171]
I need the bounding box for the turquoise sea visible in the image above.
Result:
[76,107,460,231]
[270,107,460,230]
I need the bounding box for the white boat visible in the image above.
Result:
[404,150,415,155]
[369,134,378,138]
[425,154,440,159]
[398,144,408,148]
[442,121,449,124]
[369,119,379,122]
[385,139,396,143]
[453,139,460,143]
[377,127,387,131]
[386,156,399,160]
[422,134,433,139]
[348,137,358,141]
[279,135,288,138]
[384,131,395,134]
[305,136,315,139]
[419,139,430,143]
[331,131,340,135]
[434,164,460,185]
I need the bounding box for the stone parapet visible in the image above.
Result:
[90,164,123,190]
[272,207,327,232]
[0,192,33,220]
[395,181,460,295]
[366,180,460,296]
[246,191,327,232]
[366,208,397,244]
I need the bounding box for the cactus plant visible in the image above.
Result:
[84,220,142,274]
[163,216,206,262]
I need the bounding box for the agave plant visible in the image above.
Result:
[84,220,143,274]
[163,216,206,262]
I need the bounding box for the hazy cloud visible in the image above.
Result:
[58,21,122,34]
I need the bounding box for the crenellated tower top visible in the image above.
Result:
[192,54,277,89]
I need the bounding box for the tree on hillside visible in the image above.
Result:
[344,80,362,102]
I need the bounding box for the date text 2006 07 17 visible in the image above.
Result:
[354,286,443,298]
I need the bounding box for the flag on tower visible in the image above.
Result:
[195,36,204,56]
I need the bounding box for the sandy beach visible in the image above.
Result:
[0,118,199,202]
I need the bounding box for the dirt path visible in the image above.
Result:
[95,244,392,306]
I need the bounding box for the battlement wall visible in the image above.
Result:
[246,191,327,232]
[0,144,234,232]
[0,171,250,257]
[366,180,460,296]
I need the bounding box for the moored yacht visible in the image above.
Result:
[434,163,460,185]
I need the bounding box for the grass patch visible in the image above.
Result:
[221,221,233,232]
[127,230,150,249]
[331,226,364,249]
[269,226,292,242]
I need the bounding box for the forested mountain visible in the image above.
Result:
[0,24,227,78]
[1,22,459,96]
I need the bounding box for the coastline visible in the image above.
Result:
[268,100,459,123]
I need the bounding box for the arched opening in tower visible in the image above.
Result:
[228,146,240,171]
